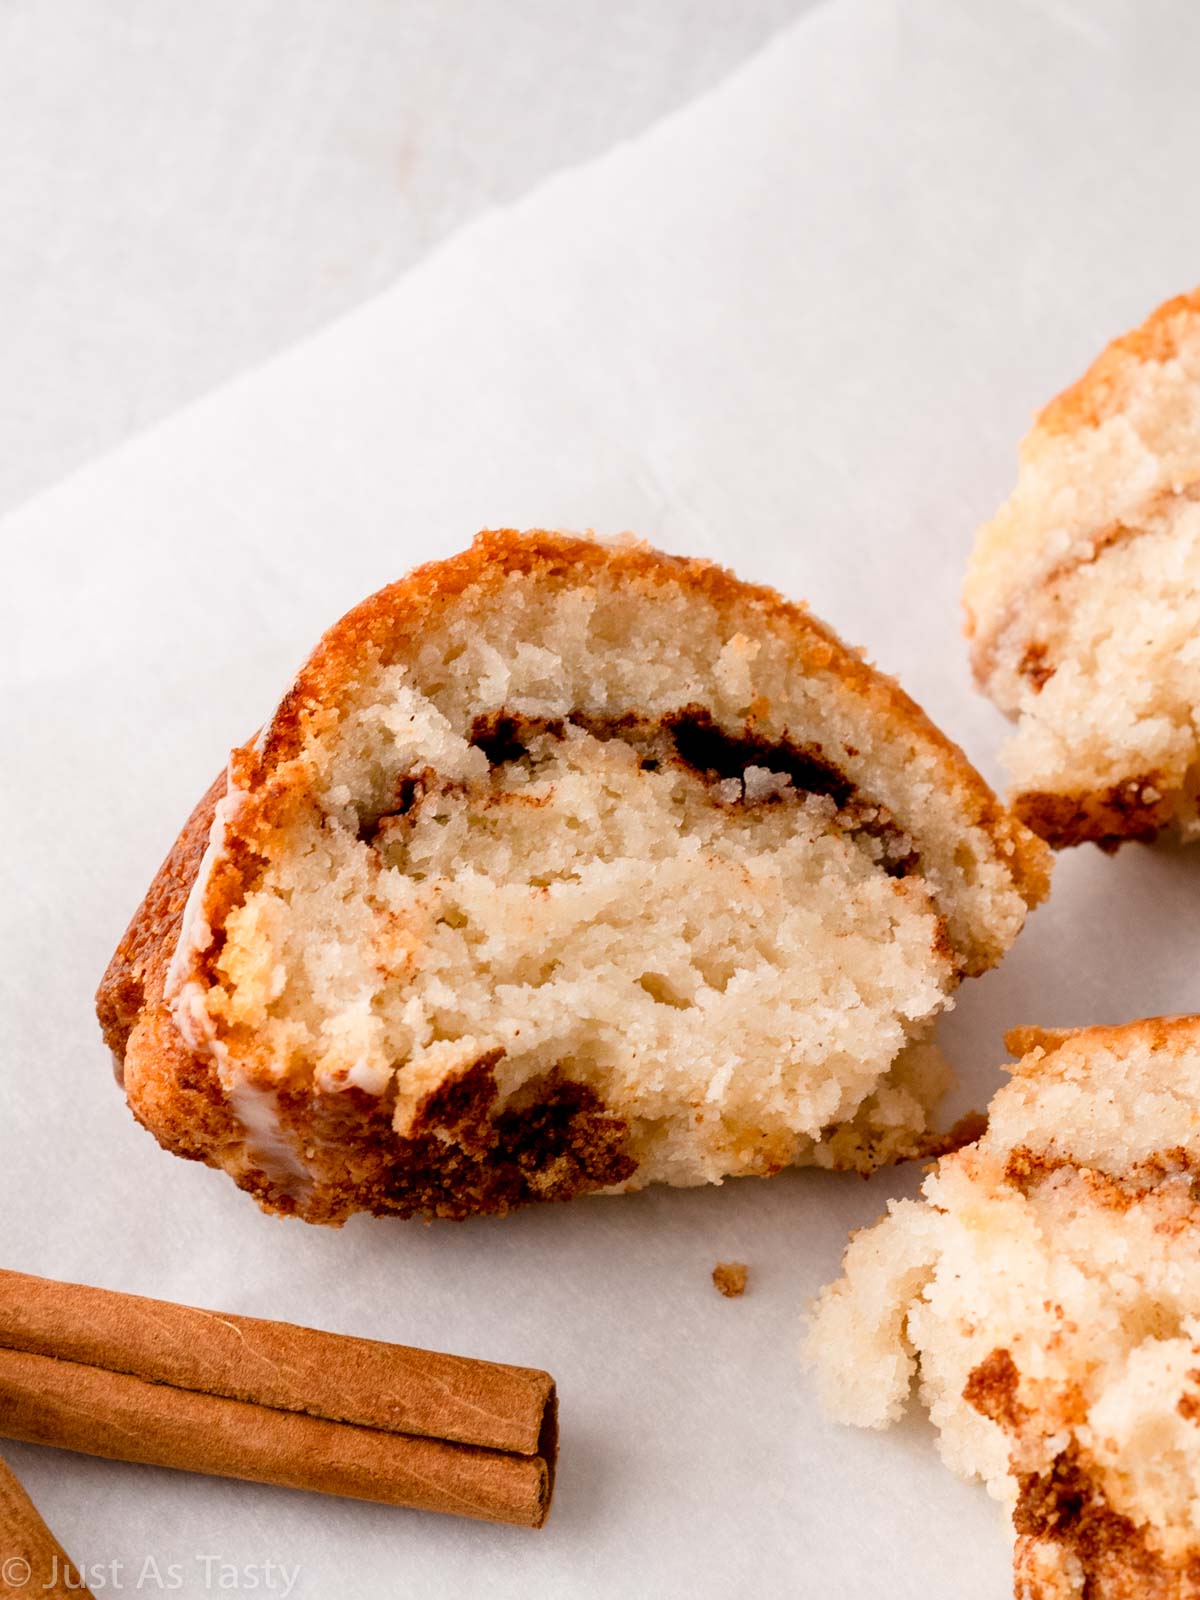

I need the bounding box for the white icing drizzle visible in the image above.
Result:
[163,763,315,1200]
[344,1058,392,1094]
[225,1078,314,1199]
[164,776,243,1009]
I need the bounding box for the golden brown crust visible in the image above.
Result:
[97,769,228,1059]
[96,771,251,1178]
[122,1005,246,1169]
[1004,1015,1200,1065]
[1012,775,1175,851]
[1038,289,1200,436]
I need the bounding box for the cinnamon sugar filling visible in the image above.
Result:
[357,705,920,880]
[977,478,1200,695]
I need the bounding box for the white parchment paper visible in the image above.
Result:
[5,2,1200,1594]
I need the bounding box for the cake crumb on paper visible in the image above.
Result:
[712,1261,748,1298]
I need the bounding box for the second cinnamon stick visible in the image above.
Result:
[0,1348,551,1527]
[0,1454,94,1599]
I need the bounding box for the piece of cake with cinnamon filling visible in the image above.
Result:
[807,1016,1200,1599]
[966,288,1200,849]
[98,530,1047,1223]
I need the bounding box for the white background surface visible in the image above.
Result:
[4,1,1200,1596]
[0,0,808,514]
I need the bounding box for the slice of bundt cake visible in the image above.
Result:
[98,531,1048,1224]
[807,1016,1200,1599]
[966,288,1200,849]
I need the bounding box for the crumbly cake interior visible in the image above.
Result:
[966,291,1200,846]
[1001,499,1200,840]
[165,555,1043,1209]
[806,1018,1200,1598]
[216,693,950,1187]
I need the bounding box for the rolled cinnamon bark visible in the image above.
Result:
[0,1269,549,1453]
[0,1454,94,1598]
[0,1271,556,1528]
[0,1349,551,1527]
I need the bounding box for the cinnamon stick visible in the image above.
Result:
[0,1270,550,1453]
[0,1454,94,1598]
[0,1271,556,1528]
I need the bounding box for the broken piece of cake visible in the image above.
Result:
[807,1016,1200,1599]
[98,530,1048,1224]
[965,288,1200,849]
